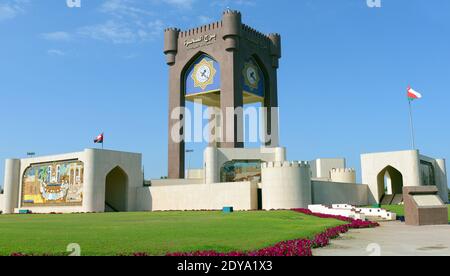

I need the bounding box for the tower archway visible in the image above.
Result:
[376,166,403,204]
[105,166,128,212]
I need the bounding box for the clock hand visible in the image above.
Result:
[201,70,208,78]
[250,72,257,82]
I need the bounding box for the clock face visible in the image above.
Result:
[246,66,258,85]
[195,65,211,83]
[191,58,217,91]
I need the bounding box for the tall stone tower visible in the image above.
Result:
[163,10,282,179]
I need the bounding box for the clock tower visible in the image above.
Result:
[163,10,282,179]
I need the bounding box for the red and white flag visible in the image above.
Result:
[94,133,104,144]
[407,86,422,100]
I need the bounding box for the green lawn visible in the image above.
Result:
[382,205,450,222]
[0,211,345,256]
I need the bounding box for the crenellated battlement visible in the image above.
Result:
[241,24,272,42]
[262,161,310,169]
[164,27,180,33]
[223,9,241,16]
[179,21,222,38]
[331,168,356,173]
[167,11,279,46]
[330,168,357,184]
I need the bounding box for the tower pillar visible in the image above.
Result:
[3,159,20,214]
[221,10,244,148]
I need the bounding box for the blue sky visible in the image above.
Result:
[1,0,449,187]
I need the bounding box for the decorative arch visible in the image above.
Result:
[184,52,221,97]
[105,166,129,212]
[376,165,404,202]
[242,55,266,102]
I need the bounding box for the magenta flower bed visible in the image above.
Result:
[164,209,379,257]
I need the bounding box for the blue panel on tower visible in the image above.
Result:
[185,55,221,96]
[242,58,265,98]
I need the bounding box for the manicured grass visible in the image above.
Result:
[0,211,345,256]
[382,205,450,222]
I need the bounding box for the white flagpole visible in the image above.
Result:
[408,99,416,149]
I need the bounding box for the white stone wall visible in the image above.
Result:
[150,179,203,187]
[137,182,258,211]
[361,150,421,204]
[186,169,204,180]
[261,161,312,210]
[330,168,356,183]
[310,158,346,180]
[312,181,369,206]
[2,159,20,214]
[361,150,449,204]
[82,149,143,213]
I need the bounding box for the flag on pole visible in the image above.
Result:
[407,86,422,101]
[94,133,104,144]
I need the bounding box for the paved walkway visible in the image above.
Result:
[313,221,450,256]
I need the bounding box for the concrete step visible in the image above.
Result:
[381,194,394,205]
[391,194,403,205]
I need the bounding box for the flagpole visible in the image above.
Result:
[408,99,416,150]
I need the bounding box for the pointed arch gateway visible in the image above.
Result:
[376,165,404,204]
[105,166,129,212]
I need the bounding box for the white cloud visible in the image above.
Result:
[67,1,165,44]
[0,4,16,21]
[0,0,28,21]
[77,19,163,44]
[161,0,197,10]
[47,49,66,56]
[41,32,72,42]
[78,20,136,44]
[101,0,154,18]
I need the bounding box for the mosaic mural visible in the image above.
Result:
[22,160,84,206]
[220,160,262,183]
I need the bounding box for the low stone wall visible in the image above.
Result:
[149,179,203,187]
[312,181,369,206]
[137,182,258,211]
[14,206,84,214]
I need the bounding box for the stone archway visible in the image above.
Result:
[377,166,403,204]
[105,166,128,212]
